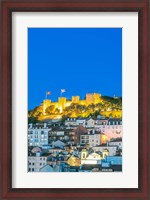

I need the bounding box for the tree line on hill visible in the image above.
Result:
[28,96,122,123]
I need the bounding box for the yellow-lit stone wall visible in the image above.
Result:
[43,99,51,115]
[58,97,67,113]
[93,93,101,104]
[72,96,80,103]
[43,93,101,115]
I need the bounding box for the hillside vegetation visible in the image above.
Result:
[28,96,122,122]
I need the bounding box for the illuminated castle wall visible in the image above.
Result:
[43,93,101,115]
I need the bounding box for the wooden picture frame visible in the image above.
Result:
[0,0,149,199]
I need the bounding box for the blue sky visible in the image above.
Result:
[28,28,122,110]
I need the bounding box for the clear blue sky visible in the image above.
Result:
[28,28,122,110]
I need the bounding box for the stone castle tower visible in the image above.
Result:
[42,93,101,115]
[72,96,80,104]
[43,99,51,115]
[58,97,66,113]
[86,93,101,105]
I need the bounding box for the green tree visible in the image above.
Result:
[91,110,100,119]
[55,108,60,114]
[46,105,55,114]
[87,103,95,113]
[28,116,39,124]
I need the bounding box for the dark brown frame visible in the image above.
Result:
[0,0,149,199]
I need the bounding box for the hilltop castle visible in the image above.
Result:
[42,93,102,115]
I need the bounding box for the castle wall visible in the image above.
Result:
[79,100,87,105]
[43,93,101,115]
[72,96,80,103]
[58,97,66,113]
[43,99,51,115]
[93,93,101,104]
[85,93,101,105]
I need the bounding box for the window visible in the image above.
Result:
[83,153,86,159]
[29,168,31,171]
[40,158,42,160]
[40,163,42,165]
[32,163,34,165]
[32,168,34,171]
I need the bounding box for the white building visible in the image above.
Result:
[96,119,108,125]
[28,152,50,172]
[80,150,102,165]
[76,118,86,127]
[65,117,95,128]
[28,123,51,147]
[108,140,122,149]
[92,145,118,156]
[86,118,95,128]
[95,119,122,140]
[65,118,77,127]
[80,133,101,147]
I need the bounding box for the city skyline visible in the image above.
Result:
[28,28,122,110]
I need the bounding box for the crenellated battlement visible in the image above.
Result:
[43,93,101,115]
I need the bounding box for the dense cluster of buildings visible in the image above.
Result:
[28,115,122,172]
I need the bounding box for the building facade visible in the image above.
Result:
[95,118,122,140]
[80,133,101,147]
[28,123,51,146]
[28,152,49,172]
